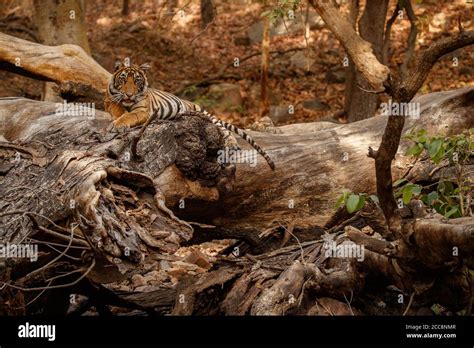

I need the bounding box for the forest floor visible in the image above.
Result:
[0,0,472,127]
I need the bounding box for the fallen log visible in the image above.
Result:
[1,87,472,243]
[0,88,472,315]
[0,32,473,315]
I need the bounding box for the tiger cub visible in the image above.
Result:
[104,60,275,170]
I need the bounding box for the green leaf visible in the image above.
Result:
[412,184,422,196]
[346,194,360,214]
[420,193,428,205]
[431,145,445,164]
[335,189,351,209]
[444,206,460,219]
[369,195,379,204]
[431,303,445,315]
[426,191,438,205]
[355,195,366,212]
[335,194,345,209]
[402,185,414,204]
[393,178,408,187]
[438,181,445,194]
[428,139,443,159]
[444,181,455,194]
[405,143,423,157]
[418,135,428,143]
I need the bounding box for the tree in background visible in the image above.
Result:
[200,0,215,29]
[259,0,270,118]
[122,0,129,16]
[344,0,418,123]
[33,0,90,101]
[344,0,389,123]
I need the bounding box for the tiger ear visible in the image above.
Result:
[139,63,151,71]
[114,60,123,72]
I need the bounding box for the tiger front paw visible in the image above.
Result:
[112,117,132,130]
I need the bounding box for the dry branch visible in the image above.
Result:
[0,32,109,90]
[309,0,390,92]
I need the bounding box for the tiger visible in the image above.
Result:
[104,60,275,170]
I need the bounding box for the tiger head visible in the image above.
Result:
[108,60,151,107]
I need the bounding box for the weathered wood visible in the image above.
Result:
[0,32,109,91]
[309,0,390,92]
[1,87,472,238]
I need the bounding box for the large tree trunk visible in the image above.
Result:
[1,87,472,238]
[344,0,389,122]
[33,0,91,102]
[1,91,472,315]
[0,31,472,235]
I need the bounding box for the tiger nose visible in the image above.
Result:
[125,91,134,97]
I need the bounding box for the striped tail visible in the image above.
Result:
[201,110,275,170]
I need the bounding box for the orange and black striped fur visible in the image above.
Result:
[105,60,275,170]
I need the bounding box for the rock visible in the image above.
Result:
[234,36,250,46]
[290,51,316,72]
[269,105,294,124]
[178,85,207,101]
[249,85,282,108]
[167,267,187,279]
[159,260,171,270]
[302,99,330,112]
[184,249,212,269]
[325,68,346,84]
[131,274,146,287]
[143,270,166,284]
[247,10,324,43]
[205,83,243,113]
[247,21,268,44]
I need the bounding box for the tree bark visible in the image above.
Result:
[309,0,390,92]
[344,0,389,122]
[1,87,472,237]
[33,0,91,102]
[200,0,215,29]
[122,0,130,16]
[0,32,109,91]
[259,1,270,118]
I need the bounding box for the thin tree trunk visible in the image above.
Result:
[259,2,270,118]
[200,0,215,29]
[122,0,130,16]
